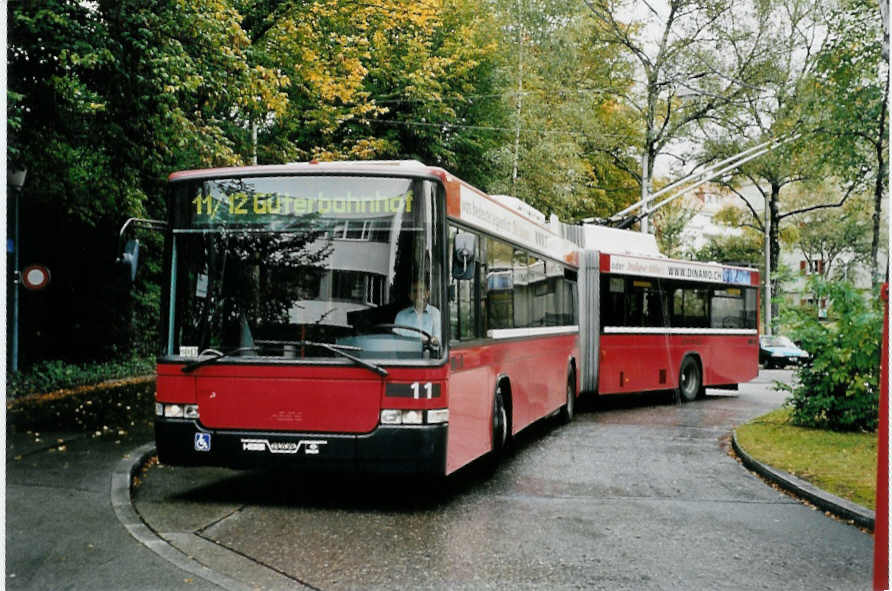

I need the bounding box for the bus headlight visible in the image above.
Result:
[380,409,402,425]
[426,409,449,424]
[380,409,448,425]
[165,404,184,418]
[402,410,423,425]
[159,403,200,419]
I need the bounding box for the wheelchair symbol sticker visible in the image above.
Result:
[194,432,211,452]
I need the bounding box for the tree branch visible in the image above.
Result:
[777,180,859,221]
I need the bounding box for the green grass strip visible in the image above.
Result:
[735,408,878,510]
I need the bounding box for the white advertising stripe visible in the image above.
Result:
[487,326,579,339]
[608,254,753,286]
[603,327,758,335]
[457,185,573,262]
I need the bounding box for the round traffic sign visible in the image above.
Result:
[22,265,51,290]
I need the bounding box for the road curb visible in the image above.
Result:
[111,443,257,591]
[731,430,875,531]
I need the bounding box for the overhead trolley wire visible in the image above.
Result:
[355,116,638,141]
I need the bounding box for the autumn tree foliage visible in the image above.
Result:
[7,0,888,367]
[7,0,506,362]
[244,0,506,183]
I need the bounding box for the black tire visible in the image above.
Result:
[678,356,703,402]
[491,385,509,457]
[559,373,576,424]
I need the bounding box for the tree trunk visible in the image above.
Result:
[768,181,782,325]
[871,77,888,285]
[769,182,782,276]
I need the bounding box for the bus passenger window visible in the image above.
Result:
[627,280,653,327]
[601,276,626,327]
[529,254,548,326]
[744,288,758,329]
[562,271,578,325]
[513,249,533,328]
[673,287,709,327]
[476,237,487,336]
[711,288,743,328]
[644,288,665,327]
[485,237,514,330]
[544,262,563,327]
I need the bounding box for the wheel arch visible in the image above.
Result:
[680,350,703,373]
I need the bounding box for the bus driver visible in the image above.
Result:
[394,280,441,343]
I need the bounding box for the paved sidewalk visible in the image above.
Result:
[6,427,224,591]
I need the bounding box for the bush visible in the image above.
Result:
[777,278,882,432]
[7,376,156,433]
[7,356,155,399]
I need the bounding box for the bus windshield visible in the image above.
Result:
[165,175,444,362]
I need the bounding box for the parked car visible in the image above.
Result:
[759,335,810,369]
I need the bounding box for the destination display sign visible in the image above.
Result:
[607,254,754,286]
[191,190,412,223]
[183,175,417,227]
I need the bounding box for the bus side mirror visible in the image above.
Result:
[452,233,477,280]
[117,239,140,282]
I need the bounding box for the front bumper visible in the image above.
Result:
[155,419,448,475]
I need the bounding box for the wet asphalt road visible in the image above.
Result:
[133,370,873,590]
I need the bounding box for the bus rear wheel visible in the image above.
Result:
[678,357,703,402]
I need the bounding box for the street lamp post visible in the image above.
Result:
[8,168,27,373]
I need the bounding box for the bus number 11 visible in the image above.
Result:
[411,382,433,399]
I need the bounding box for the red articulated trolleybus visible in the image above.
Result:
[152,161,581,475]
[574,225,760,400]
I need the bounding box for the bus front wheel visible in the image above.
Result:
[559,373,576,424]
[678,357,703,402]
[492,385,509,456]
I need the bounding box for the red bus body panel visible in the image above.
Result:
[158,332,578,476]
[446,333,578,474]
[597,333,758,394]
[157,364,449,434]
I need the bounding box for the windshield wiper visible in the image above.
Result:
[181,346,259,373]
[292,340,388,377]
[180,341,388,377]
